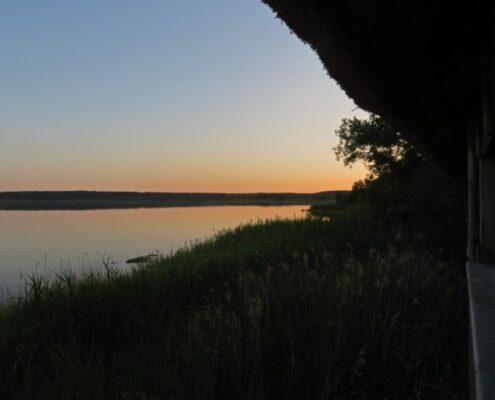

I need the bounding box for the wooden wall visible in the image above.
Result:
[468,46,495,265]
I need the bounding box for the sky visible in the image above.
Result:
[0,0,367,193]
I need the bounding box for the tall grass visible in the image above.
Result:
[0,218,467,399]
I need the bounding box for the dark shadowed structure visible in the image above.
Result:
[261,1,495,398]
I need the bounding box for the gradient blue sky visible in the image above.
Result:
[0,0,366,192]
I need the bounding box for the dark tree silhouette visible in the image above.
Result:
[333,114,466,259]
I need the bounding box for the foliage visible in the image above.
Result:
[331,114,466,260]
[0,218,467,399]
[334,114,419,179]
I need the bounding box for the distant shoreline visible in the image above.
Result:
[0,190,344,211]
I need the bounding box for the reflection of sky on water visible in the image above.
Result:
[0,205,306,298]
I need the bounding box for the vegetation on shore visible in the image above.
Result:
[0,217,467,399]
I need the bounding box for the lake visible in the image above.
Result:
[0,205,307,298]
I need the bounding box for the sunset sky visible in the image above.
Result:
[0,0,367,193]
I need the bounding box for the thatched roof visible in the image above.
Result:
[262,1,488,175]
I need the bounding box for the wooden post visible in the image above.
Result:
[469,40,495,265]
[467,121,480,263]
[478,157,495,264]
[478,41,495,264]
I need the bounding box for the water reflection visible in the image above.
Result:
[0,205,306,296]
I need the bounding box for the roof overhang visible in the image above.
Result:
[262,1,489,175]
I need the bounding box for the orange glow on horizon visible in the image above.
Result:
[3,160,367,193]
[6,174,364,193]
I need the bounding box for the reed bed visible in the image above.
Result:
[0,218,467,399]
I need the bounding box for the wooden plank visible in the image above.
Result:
[467,262,495,400]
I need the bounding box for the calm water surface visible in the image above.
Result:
[0,205,306,297]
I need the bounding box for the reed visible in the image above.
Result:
[0,218,467,399]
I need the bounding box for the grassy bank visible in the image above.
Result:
[0,217,467,399]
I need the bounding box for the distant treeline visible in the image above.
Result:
[0,190,344,210]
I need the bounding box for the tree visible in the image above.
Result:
[333,114,419,180]
[333,114,466,257]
